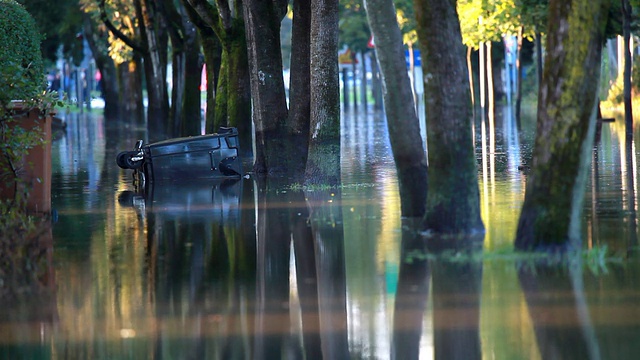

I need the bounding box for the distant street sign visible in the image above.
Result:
[339,47,357,65]
[405,49,421,67]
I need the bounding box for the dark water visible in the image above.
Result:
[2,104,640,359]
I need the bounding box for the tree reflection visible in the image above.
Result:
[305,188,349,359]
[391,221,483,360]
[430,238,483,360]
[0,223,57,359]
[518,260,600,359]
[139,178,255,358]
[254,177,292,359]
[392,218,430,360]
[624,133,637,251]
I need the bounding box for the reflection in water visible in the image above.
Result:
[392,219,430,360]
[3,106,640,358]
[624,133,638,250]
[391,221,483,360]
[306,189,349,359]
[430,239,483,360]
[518,260,600,359]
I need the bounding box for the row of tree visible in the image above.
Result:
[22,0,638,247]
[372,0,636,249]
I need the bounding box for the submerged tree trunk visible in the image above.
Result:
[486,41,494,122]
[118,57,145,125]
[306,0,341,186]
[82,14,120,121]
[515,26,524,124]
[185,0,252,155]
[363,0,427,217]
[515,0,610,250]
[137,0,170,138]
[371,52,383,110]
[622,0,633,137]
[162,0,202,137]
[200,31,221,131]
[286,0,312,181]
[180,23,202,136]
[535,28,543,93]
[182,0,219,131]
[415,0,483,233]
[243,0,289,175]
[467,46,475,116]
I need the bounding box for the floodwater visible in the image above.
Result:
[2,103,640,359]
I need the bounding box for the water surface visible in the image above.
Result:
[2,105,640,359]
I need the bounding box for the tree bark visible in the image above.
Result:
[515,0,610,250]
[415,0,483,233]
[201,31,221,132]
[136,0,170,138]
[515,26,524,125]
[363,0,427,217]
[243,0,289,175]
[118,57,145,125]
[535,29,543,93]
[286,0,312,181]
[306,0,341,186]
[622,0,633,137]
[81,13,120,121]
[180,24,202,137]
[161,0,202,137]
[467,46,475,116]
[186,0,252,154]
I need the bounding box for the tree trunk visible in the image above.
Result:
[169,40,185,136]
[214,52,230,129]
[118,57,145,125]
[201,31,221,132]
[535,28,543,93]
[181,0,221,133]
[479,42,486,115]
[179,14,203,136]
[363,0,427,217]
[467,46,475,116]
[486,41,495,122]
[286,0,312,181]
[515,26,524,125]
[225,32,252,157]
[243,0,288,174]
[361,51,369,110]
[306,0,341,186]
[184,0,253,154]
[415,0,483,233]
[370,52,383,110]
[137,0,170,138]
[351,54,358,110]
[181,37,203,137]
[515,0,610,250]
[622,0,633,137]
[161,0,202,137]
[81,14,120,121]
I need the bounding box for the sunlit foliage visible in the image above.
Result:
[80,0,136,64]
[458,0,548,48]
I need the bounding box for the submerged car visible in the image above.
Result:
[116,127,242,188]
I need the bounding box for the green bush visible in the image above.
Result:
[0,0,44,110]
[0,0,53,300]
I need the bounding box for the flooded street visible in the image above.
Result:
[2,106,640,359]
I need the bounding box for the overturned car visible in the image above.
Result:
[116,127,242,188]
